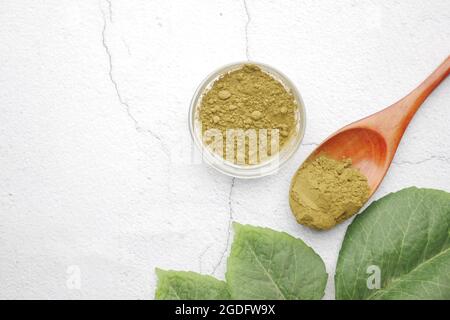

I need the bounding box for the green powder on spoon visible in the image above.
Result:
[289,155,370,230]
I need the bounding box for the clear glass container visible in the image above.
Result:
[189,62,306,179]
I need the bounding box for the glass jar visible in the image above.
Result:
[189,62,306,179]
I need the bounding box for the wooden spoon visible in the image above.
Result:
[301,55,450,196]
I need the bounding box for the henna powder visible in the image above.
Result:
[197,64,298,165]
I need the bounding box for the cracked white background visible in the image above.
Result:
[1,0,449,299]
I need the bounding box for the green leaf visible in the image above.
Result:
[226,223,328,300]
[155,269,230,300]
[335,187,450,300]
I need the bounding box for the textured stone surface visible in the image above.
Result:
[0,0,449,299]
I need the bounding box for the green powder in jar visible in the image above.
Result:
[198,64,298,165]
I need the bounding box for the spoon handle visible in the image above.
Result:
[401,55,450,126]
[369,55,450,148]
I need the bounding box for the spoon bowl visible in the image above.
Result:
[310,127,387,192]
[303,56,449,197]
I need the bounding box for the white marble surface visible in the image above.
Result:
[0,0,449,299]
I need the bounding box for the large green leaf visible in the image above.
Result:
[335,187,450,300]
[155,269,230,300]
[226,223,328,299]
